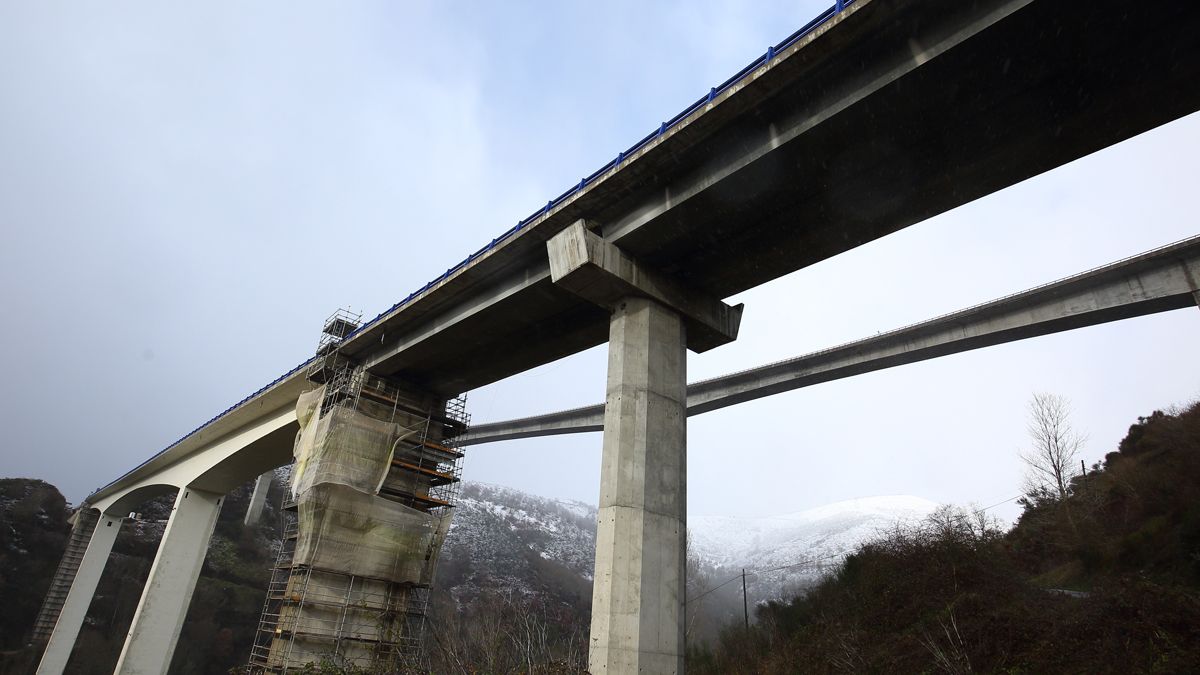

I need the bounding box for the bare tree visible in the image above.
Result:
[426,590,587,674]
[1020,393,1086,503]
[923,504,1002,543]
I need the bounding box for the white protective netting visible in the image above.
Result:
[294,483,451,584]
[289,385,451,584]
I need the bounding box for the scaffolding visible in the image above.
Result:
[249,309,469,673]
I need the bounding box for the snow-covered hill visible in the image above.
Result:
[438,482,597,608]
[689,496,940,600]
[438,483,939,608]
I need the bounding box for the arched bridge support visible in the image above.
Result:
[36,405,295,674]
[114,487,223,674]
[36,510,123,675]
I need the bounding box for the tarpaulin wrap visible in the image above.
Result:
[296,385,324,429]
[292,389,415,499]
[293,483,450,583]
[289,385,325,498]
[289,386,450,584]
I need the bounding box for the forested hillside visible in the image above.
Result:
[0,479,71,660]
[693,400,1200,674]
[0,478,283,675]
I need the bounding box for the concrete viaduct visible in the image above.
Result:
[459,236,1200,447]
[34,0,1200,672]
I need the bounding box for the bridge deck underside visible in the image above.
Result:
[354,0,1200,397]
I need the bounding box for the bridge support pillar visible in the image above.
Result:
[115,487,223,675]
[547,220,742,675]
[36,512,122,675]
[590,296,688,674]
[243,470,272,526]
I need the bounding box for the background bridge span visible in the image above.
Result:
[459,235,1200,446]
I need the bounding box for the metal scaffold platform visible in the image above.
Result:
[248,309,468,673]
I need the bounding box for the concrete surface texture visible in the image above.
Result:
[590,298,688,674]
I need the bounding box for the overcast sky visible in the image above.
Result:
[2,1,1197,527]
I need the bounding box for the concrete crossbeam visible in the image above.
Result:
[36,512,122,675]
[115,488,223,675]
[590,297,687,675]
[548,220,742,352]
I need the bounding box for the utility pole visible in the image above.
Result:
[741,569,749,631]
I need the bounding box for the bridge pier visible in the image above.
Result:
[243,469,272,525]
[591,297,688,673]
[36,511,122,675]
[547,221,741,674]
[114,487,223,675]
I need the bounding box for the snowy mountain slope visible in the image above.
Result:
[437,483,939,607]
[437,482,597,608]
[689,496,940,600]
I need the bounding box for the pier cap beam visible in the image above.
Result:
[547,220,743,352]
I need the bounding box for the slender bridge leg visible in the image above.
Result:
[36,512,122,675]
[590,297,688,673]
[114,488,223,675]
[243,470,272,526]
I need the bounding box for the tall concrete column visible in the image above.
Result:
[114,487,223,675]
[36,512,122,675]
[547,220,740,674]
[243,470,272,526]
[590,296,688,674]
